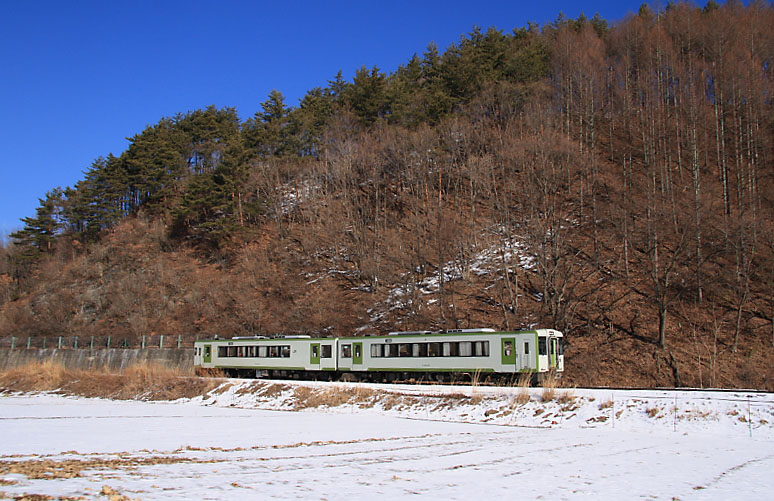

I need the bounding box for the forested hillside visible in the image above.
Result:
[1,1,772,389]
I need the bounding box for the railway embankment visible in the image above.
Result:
[0,347,193,372]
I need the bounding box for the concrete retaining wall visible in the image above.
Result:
[0,348,194,373]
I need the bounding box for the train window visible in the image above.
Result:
[258,346,268,358]
[341,344,352,358]
[228,346,237,357]
[370,344,382,358]
[475,341,490,357]
[281,346,291,358]
[354,344,361,359]
[321,345,332,358]
[312,345,319,358]
[504,341,513,357]
[417,343,428,357]
[218,346,227,357]
[412,344,420,357]
[538,337,547,355]
[387,344,399,357]
[399,344,411,357]
[443,342,459,357]
[269,346,279,358]
[459,342,472,357]
[557,338,564,355]
[524,342,529,355]
[428,343,441,357]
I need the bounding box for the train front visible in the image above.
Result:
[537,329,564,374]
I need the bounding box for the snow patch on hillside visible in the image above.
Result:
[361,233,535,329]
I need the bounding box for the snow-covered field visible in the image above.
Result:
[1,381,773,500]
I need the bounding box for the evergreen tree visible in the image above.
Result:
[123,118,188,213]
[327,70,350,102]
[387,54,425,126]
[10,188,65,256]
[244,90,296,158]
[295,87,335,156]
[178,106,241,174]
[347,66,388,124]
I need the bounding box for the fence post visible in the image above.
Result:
[178,334,182,349]
[58,336,62,349]
[142,335,146,349]
[43,336,47,349]
[673,393,678,432]
[10,337,15,350]
[27,337,31,349]
[90,336,94,349]
[106,336,111,349]
[160,335,164,349]
[748,397,753,438]
[74,336,78,349]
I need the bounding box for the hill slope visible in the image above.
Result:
[1,2,773,389]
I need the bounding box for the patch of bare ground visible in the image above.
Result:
[292,385,377,410]
[2,494,86,501]
[0,457,215,481]
[254,383,291,398]
[0,361,217,400]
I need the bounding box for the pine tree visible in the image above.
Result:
[347,66,388,125]
[10,188,65,255]
[244,90,296,158]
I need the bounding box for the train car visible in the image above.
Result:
[339,328,563,382]
[194,328,563,383]
[194,335,337,379]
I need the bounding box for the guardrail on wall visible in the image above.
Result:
[0,335,192,350]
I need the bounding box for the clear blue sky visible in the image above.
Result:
[1,0,657,238]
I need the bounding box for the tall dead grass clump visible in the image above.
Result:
[540,372,558,402]
[511,372,532,405]
[557,389,576,404]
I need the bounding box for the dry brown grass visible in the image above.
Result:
[0,361,216,400]
[0,360,73,392]
[540,372,558,402]
[556,389,576,404]
[514,373,532,405]
[292,385,377,410]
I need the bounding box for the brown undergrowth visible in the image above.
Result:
[0,361,217,400]
[292,385,378,410]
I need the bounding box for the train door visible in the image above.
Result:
[501,337,516,372]
[203,345,212,364]
[310,343,321,369]
[353,342,363,367]
[339,342,353,371]
[548,337,558,369]
[320,343,335,371]
[522,339,531,370]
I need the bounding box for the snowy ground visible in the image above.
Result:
[1,381,773,500]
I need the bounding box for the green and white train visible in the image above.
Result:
[194,328,564,383]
